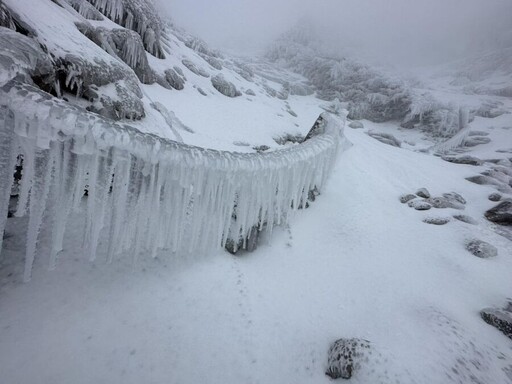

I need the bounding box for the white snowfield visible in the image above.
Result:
[0,80,347,282]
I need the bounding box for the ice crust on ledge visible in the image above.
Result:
[0,81,347,281]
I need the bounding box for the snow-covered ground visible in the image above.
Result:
[1,1,512,383]
[1,115,511,383]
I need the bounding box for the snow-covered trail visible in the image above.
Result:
[1,128,511,384]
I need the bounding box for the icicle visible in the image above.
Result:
[0,107,16,256]
[24,147,54,282]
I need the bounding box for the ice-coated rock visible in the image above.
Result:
[366,131,401,147]
[199,53,223,70]
[465,240,498,258]
[488,193,502,202]
[0,27,54,86]
[325,338,371,379]
[416,188,431,198]
[211,74,241,98]
[442,192,466,205]
[348,121,364,129]
[76,23,155,84]
[164,68,185,90]
[245,89,256,96]
[0,1,15,29]
[465,136,491,147]
[64,0,105,20]
[485,201,512,225]
[86,0,165,58]
[182,58,210,78]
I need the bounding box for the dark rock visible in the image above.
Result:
[465,136,491,147]
[326,338,371,380]
[426,196,465,210]
[416,188,431,199]
[304,114,328,141]
[453,215,477,225]
[466,240,498,258]
[441,155,483,166]
[196,87,207,96]
[408,200,432,211]
[348,121,364,129]
[488,193,502,202]
[423,217,450,225]
[485,201,512,225]
[225,226,260,255]
[366,131,401,147]
[211,74,241,98]
[400,194,416,204]
[481,305,512,340]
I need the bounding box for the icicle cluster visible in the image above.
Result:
[86,0,165,58]
[0,81,346,281]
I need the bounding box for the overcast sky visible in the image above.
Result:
[159,0,512,66]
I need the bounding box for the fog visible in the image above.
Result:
[160,0,512,67]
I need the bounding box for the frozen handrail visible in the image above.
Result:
[0,81,346,281]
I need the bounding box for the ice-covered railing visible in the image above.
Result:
[0,81,346,281]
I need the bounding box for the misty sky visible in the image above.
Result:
[160,0,511,66]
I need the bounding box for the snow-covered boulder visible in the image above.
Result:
[182,59,210,78]
[211,74,241,98]
[366,131,401,147]
[163,68,185,90]
[326,338,371,380]
[465,240,498,258]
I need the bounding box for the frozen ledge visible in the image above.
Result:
[0,81,347,281]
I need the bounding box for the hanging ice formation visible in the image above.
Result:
[0,81,347,281]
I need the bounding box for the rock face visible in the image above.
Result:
[326,338,371,380]
[465,240,498,258]
[366,131,401,147]
[481,304,512,340]
[211,74,241,98]
[416,188,431,199]
[485,201,512,225]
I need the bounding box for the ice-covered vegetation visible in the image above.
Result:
[0,81,346,281]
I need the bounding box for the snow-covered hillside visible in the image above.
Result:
[1,0,511,383]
